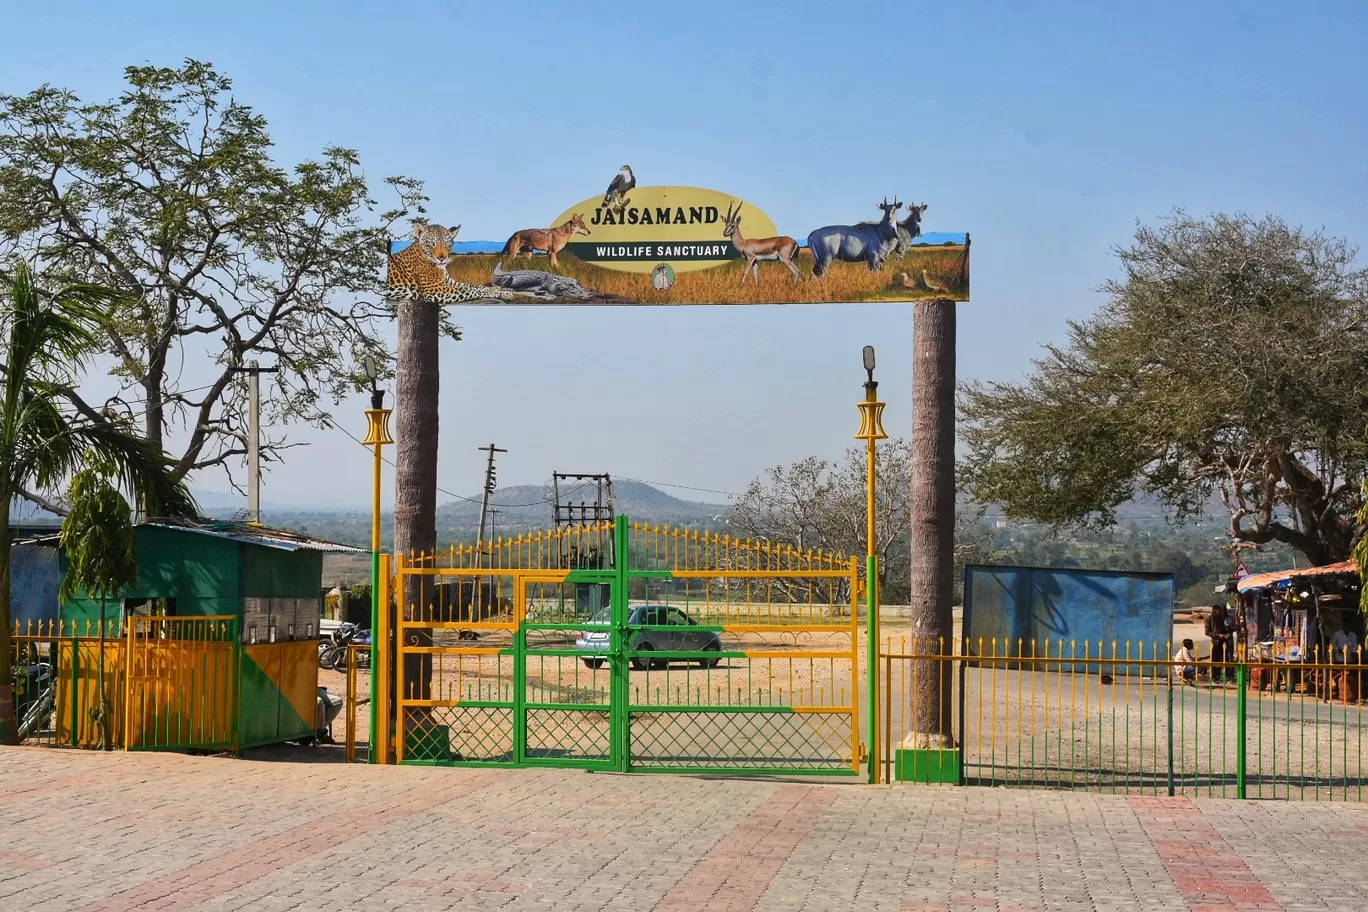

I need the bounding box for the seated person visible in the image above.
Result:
[1173,639,1197,684]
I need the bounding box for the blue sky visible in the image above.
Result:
[3,1,1366,510]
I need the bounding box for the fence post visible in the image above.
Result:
[957,638,966,785]
[867,555,879,784]
[612,514,631,773]
[69,629,80,747]
[1166,668,1175,797]
[376,553,392,764]
[1236,662,1248,799]
[232,618,242,755]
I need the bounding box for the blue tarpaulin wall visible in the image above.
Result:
[11,542,59,626]
[962,564,1174,672]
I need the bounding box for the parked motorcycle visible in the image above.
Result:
[14,662,55,742]
[318,622,371,671]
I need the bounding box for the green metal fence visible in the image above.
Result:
[883,638,1368,800]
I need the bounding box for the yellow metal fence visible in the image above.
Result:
[10,617,238,752]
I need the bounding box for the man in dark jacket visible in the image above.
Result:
[1206,605,1234,683]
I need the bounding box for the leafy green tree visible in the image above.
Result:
[0,262,193,744]
[60,460,138,749]
[0,60,436,491]
[727,440,992,603]
[960,212,1368,567]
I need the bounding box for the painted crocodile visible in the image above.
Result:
[491,262,592,299]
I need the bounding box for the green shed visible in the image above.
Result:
[58,519,364,750]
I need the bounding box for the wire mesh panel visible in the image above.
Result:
[625,523,861,775]
[521,577,615,767]
[395,567,519,764]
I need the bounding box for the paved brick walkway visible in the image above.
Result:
[2,746,1366,911]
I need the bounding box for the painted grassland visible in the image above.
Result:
[444,244,969,304]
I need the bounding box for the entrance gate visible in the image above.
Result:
[379,516,862,775]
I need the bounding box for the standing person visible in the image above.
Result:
[1206,605,1234,683]
[1331,613,1360,703]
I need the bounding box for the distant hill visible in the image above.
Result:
[229,478,727,550]
[434,479,723,530]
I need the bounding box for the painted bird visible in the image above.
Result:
[602,165,636,208]
[921,269,947,293]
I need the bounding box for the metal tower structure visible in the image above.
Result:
[552,472,615,571]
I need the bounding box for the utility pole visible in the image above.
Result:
[488,507,503,545]
[229,361,278,526]
[475,444,507,568]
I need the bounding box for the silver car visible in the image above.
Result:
[575,604,722,670]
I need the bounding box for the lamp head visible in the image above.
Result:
[363,354,384,408]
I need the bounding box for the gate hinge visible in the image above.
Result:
[858,742,868,762]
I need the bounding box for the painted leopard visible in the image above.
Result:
[385,223,522,303]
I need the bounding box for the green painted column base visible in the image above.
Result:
[895,748,961,784]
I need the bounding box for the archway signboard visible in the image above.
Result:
[386,175,968,306]
[378,169,970,776]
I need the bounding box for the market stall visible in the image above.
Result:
[1237,560,1363,698]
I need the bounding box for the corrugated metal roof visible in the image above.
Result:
[1237,560,1359,593]
[140,519,365,553]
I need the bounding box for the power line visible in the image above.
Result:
[617,475,741,499]
[334,421,588,508]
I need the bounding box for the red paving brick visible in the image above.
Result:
[1129,796,1283,912]
[75,770,500,912]
[654,784,839,912]
[0,747,1361,911]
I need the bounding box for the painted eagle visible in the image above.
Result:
[602,165,636,208]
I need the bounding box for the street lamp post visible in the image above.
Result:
[360,354,393,763]
[855,345,887,783]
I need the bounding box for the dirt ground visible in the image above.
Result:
[324,612,1209,760]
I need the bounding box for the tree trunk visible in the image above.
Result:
[393,299,436,708]
[143,368,165,457]
[906,298,956,749]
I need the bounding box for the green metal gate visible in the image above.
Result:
[387,516,861,775]
[519,575,618,768]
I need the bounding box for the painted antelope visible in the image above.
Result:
[501,213,591,269]
[807,198,902,278]
[858,200,927,261]
[722,202,801,286]
[894,202,928,262]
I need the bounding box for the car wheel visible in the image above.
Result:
[700,642,721,669]
[582,658,605,669]
[632,645,653,671]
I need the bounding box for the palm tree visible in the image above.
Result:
[0,262,195,745]
[908,298,957,749]
[60,461,140,750]
[393,299,436,709]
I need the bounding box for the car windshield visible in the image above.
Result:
[586,606,611,625]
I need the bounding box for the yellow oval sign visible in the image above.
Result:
[549,186,779,275]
